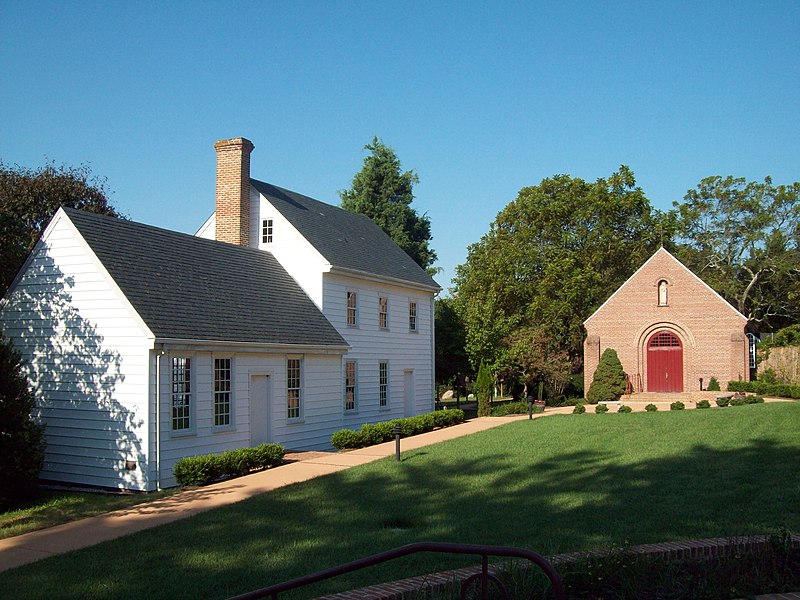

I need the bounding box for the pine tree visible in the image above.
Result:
[0,331,45,508]
[339,137,437,271]
[475,359,493,416]
[586,348,626,404]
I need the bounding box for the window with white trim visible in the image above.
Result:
[171,357,191,431]
[345,360,357,411]
[346,291,358,326]
[409,301,417,332]
[287,358,302,420]
[379,296,389,329]
[214,358,232,427]
[379,361,389,408]
[262,219,273,243]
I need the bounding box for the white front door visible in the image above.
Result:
[403,370,415,417]
[250,374,272,446]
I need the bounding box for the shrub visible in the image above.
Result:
[696,399,711,409]
[173,443,285,487]
[759,368,779,384]
[586,348,626,404]
[706,377,721,391]
[670,401,685,411]
[726,380,800,399]
[475,360,493,417]
[573,404,586,414]
[730,396,747,406]
[491,401,541,416]
[595,404,609,414]
[618,405,632,413]
[645,403,658,412]
[0,331,46,509]
[746,395,765,404]
[716,397,730,407]
[331,410,466,450]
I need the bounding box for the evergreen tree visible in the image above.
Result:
[0,330,45,508]
[340,137,437,271]
[586,348,626,404]
[475,359,493,416]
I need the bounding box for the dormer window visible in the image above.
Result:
[262,219,273,243]
[658,280,668,306]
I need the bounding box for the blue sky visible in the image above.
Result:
[2,1,798,293]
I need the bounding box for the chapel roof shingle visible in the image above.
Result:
[250,179,440,290]
[63,208,347,347]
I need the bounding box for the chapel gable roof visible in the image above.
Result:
[250,179,440,290]
[583,247,747,326]
[63,208,348,347]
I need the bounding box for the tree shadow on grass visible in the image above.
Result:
[0,412,798,599]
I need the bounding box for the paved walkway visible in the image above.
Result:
[0,410,573,573]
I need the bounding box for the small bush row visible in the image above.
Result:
[490,401,543,416]
[716,395,765,407]
[331,409,465,450]
[173,443,285,487]
[727,380,800,399]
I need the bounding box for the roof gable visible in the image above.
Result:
[584,247,747,326]
[250,179,440,290]
[62,208,347,347]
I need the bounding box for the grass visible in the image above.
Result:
[0,488,178,540]
[1,403,798,599]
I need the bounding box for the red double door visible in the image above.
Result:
[647,331,683,392]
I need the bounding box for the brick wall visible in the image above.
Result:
[584,249,749,395]
[214,137,254,246]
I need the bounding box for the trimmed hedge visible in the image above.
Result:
[573,404,586,414]
[331,409,465,450]
[173,443,285,487]
[727,380,800,399]
[645,403,658,412]
[670,401,686,411]
[491,401,543,416]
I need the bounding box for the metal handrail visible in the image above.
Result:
[228,541,565,600]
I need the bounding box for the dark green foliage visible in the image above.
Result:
[645,403,658,412]
[727,380,800,399]
[475,360,493,416]
[730,397,747,406]
[595,404,609,413]
[330,410,466,450]
[573,404,586,414]
[0,332,45,509]
[716,397,731,407]
[172,443,285,487]
[618,405,633,413]
[586,348,626,404]
[696,399,711,409]
[339,137,436,270]
[760,368,780,384]
[0,162,121,295]
[747,395,766,404]
[670,401,686,411]
[706,377,721,391]
[490,401,542,416]
[434,298,470,386]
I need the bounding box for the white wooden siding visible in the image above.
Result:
[0,215,152,491]
[323,273,435,428]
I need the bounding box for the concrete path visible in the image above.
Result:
[0,411,571,573]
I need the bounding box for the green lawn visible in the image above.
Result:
[0,489,178,540]
[1,403,798,599]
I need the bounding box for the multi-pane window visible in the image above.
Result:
[214,358,231,427]
[346,291,358,326]
[379,361,389,407]
[287,358,301,420]
[171,357,191,431]
[409,301,417,332]
[379,297,388,329]
[345,360,357,411]
[262,219,273,243]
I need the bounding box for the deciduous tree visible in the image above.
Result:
[673,176,800,331]
[0,162,121,294]
[434,297,470,386]
[339,137,437,271]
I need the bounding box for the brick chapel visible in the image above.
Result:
[583,247,749,395]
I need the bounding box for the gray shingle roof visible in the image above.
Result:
[250,179,440,290]
[63,208,347,347]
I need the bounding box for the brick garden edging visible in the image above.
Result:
[317,533,800,599]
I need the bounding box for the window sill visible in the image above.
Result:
[213,425,236,434]
[287,418,305,425]
[169,429,196,439]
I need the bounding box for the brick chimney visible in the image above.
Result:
[214,137,254,246]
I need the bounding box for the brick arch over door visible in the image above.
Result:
[647,330,683,392]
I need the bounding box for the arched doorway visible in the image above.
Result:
[647,331,683,392]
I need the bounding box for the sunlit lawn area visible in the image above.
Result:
[0,489,178,540]
[1,403,798,599]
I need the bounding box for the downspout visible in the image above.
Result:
[431,292,438,411]
[155,345,164,491]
